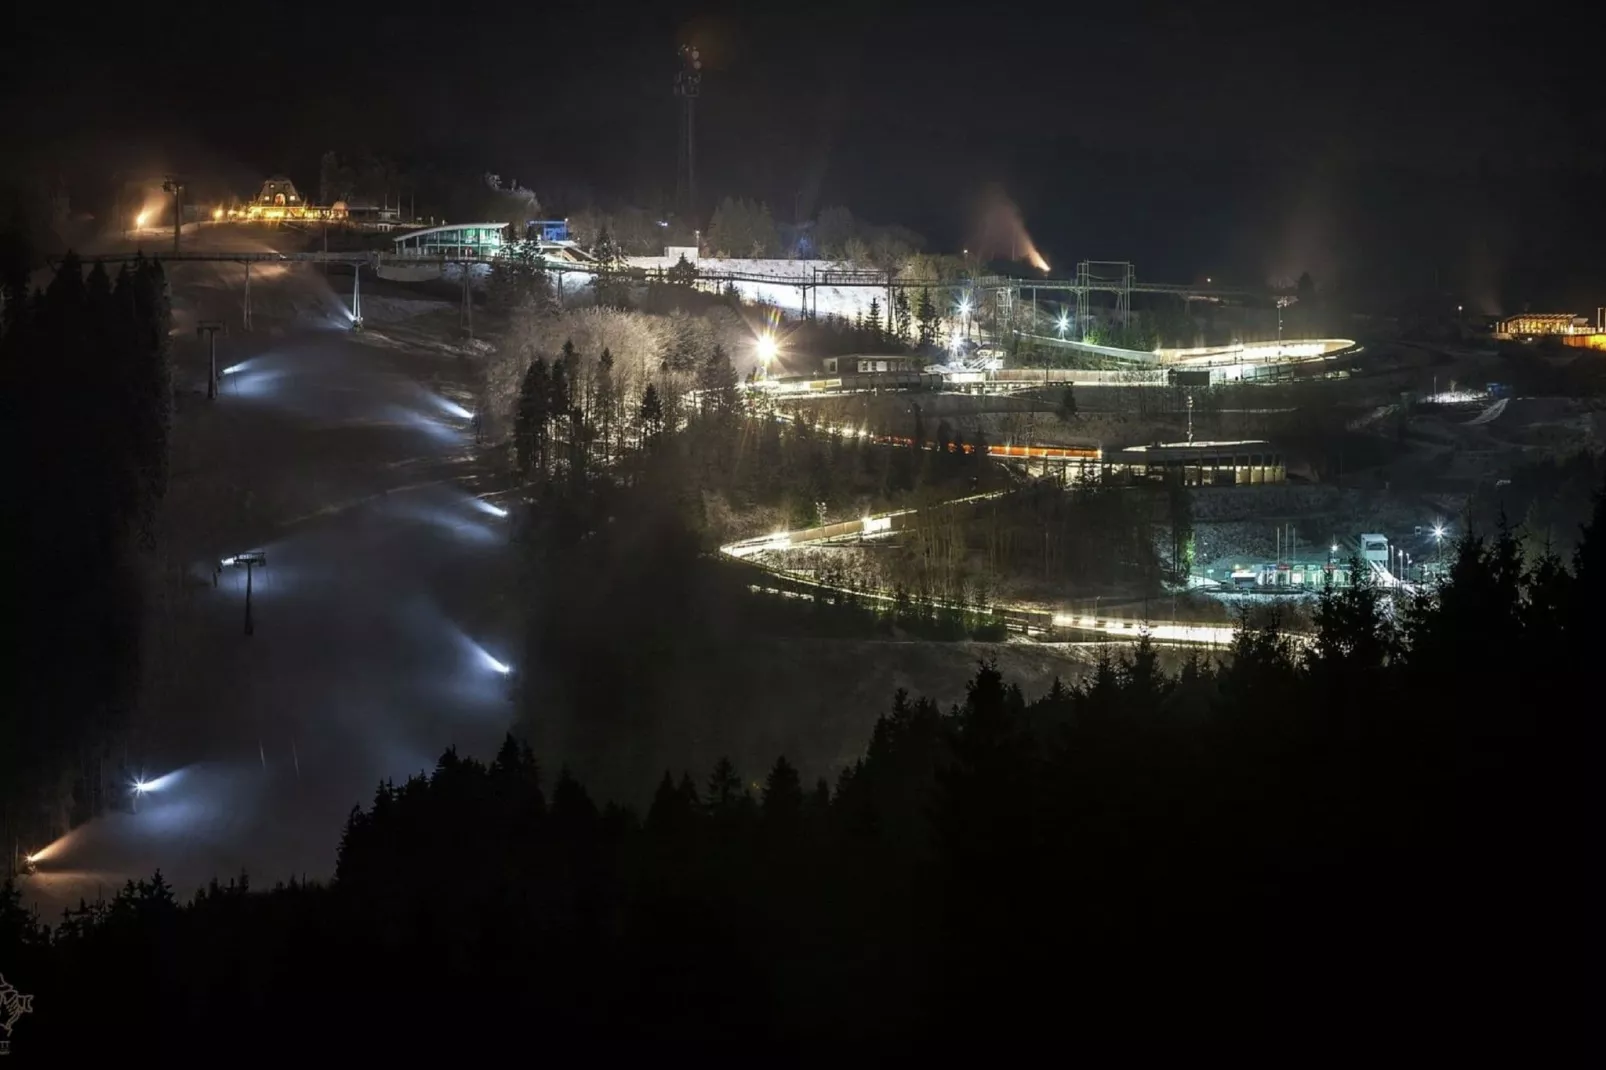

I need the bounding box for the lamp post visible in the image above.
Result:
[222,551,267,635]
[352,262,364,330]
[197,320,226,400]
[162,175,185,254]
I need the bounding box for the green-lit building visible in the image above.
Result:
[391,222,508,258]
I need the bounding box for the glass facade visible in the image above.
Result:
[392,225,507,258]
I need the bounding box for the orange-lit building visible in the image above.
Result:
[1495,312,1586,338]
[230,176,347,222]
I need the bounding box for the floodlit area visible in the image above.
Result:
[19,245,518,915]
[626,255,885,321]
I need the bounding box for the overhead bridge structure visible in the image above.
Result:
[57,248,1280,305]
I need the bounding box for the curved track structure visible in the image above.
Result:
[721,494,1309,650]
[1018,334,1358,369]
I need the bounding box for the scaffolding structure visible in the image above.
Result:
[1075,260,1134,340]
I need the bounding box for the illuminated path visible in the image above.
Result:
[23,277,520,913]
[723,496,1301,650]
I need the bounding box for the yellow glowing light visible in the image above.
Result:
[136,211,149,227]
[213,207,223,220]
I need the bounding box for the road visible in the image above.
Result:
[23,254,519,914]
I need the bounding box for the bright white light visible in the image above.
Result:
[221,363,245,376]
[473,499,509,519]
[423,391,475,420]
[958,298,972,317]
[1056,313,1069,336]
[949,328,963,351]
[1330,544,1338,553]
[133,780,150,793]
[1433,525,1445,539]
[481,652,512,675]
[756,333,778,365]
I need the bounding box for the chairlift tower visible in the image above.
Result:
[162,175,186,253]
[674,44,703,218]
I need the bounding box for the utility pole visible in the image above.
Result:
[1186,391,1195,445]
[162,175,185,253]
[197,320,226,400]
[242,261,253,332]
[460,262,473,338]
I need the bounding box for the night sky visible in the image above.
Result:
[7,2,1602,309]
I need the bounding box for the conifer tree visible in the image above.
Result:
[637,383,665,443]
[515,358,551,477]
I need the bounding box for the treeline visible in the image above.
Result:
[0,251,173,872]
[6,510,1599,1053]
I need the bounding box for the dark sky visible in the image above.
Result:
[7,1,1602,309]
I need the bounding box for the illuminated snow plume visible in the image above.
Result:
[424,390,475,421]
[377,488,501,544]
[969,183,1051,271]
[472,497,509,518]
[218,359,291,399]
[455,628,512,675]
[377,404,468,446]
[131,769,185,794]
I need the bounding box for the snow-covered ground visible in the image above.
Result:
[23,250,519,915]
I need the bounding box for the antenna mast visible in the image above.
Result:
[674,43,703,218]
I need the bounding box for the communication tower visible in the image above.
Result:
[674,44,703,217]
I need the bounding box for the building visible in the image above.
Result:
[232,175,347,222]
[391,223,509,259]
[822,355,919,374]
[1110,440,1284,486]
[1228,561,1355,590]
[1495,313,1588,338]
[528,219,570,242]
[1359,533,1389,567]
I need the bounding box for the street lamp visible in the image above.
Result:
[1056,312,1069,338]
[161,175,185,253]
[221,550,267,635]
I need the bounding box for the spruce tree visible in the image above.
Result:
[893,289,912,344]
[594,348,616,463]
[638,383,665,443]
[514,358,551,477]
[916,288,939,348]
[705,757,747,817]
[762,756,804,827]
[866,297,883,345]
